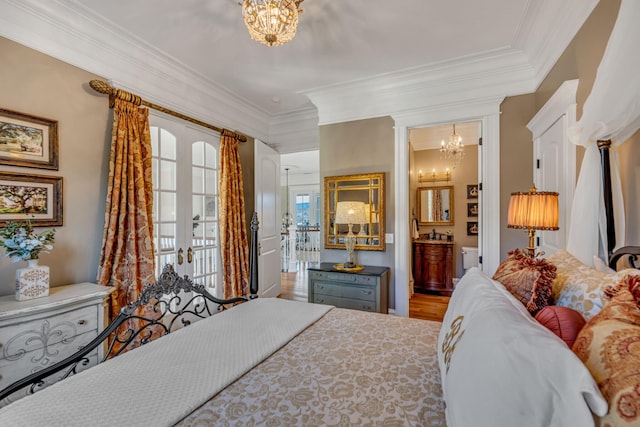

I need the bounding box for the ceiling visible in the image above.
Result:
[0,0,598,152]
[77,0,531,114]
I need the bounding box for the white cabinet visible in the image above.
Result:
[0,283,113,406]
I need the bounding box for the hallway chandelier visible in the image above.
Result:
[241,0,304,47]
[282,168,293,231]
[440,124,465,166]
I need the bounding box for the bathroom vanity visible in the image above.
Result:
[413,240,454,295]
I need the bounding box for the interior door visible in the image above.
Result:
[254,139,281,298]
[534,117,565,255]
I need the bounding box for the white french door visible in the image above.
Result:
[150,113,222,296]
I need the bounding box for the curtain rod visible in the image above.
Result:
[89,80,247,143]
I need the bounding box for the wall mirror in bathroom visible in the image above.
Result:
[417,186,454,226]
[324,172,385,251]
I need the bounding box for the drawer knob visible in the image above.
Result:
[77,319,87,325]
[362,290,372,295]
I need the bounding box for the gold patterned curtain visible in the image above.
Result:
[219,131,249,298]
[97,98,156,322]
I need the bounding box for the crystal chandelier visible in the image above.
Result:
[440,124,465,166]
[241,0,304,47]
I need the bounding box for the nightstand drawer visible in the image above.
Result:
[312,295,376,312]
[314,282,376,301]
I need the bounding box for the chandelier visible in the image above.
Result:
[241,0,304,47]
[440,124,465,166]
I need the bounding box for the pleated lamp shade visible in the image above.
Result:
[508,188,559,231]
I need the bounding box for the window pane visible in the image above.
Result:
[205,144,216,168]
[158,223,176,252]
[152,158,158,190]
[192,141,204,166]
[160,160,176,190]
[160,192,176,222]
[192,167,204,193]
[205,169,216,194]
[192,195,204,221]
[151,127,158,156]
[205,196,217,220]
[160,129,176,160]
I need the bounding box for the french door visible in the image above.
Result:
[150,113,222,296]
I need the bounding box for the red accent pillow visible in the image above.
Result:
[534,306,586,348]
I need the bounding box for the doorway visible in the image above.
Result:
[409,121,480,281]
[392,100,503,317]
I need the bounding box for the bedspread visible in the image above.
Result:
[178,308,445,426]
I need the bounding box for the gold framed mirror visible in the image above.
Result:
[417,186,454,226]
[324,172,385,251]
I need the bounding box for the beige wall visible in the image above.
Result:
[319,117,396,308]
[0,37,110,295]
[499,0,630,259]
[412,145,479,277]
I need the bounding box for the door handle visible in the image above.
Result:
[187,247,193,264]
[178,248,184,265]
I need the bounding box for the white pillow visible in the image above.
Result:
[438,268,607,427]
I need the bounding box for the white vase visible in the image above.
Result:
[15,258,50,301]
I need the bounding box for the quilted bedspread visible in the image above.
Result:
[178,307,445,426]
[0,298,331,426]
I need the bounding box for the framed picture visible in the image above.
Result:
[467,202,478,217]
[0,108,59,170]
[0,172,63,226]
[466,184,478,199]
[467,221,478,236]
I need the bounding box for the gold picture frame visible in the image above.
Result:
[0,172,63,226]
[0,108,59,170]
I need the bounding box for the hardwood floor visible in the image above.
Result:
[279,264,449,322]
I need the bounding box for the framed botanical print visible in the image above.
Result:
[0,172,63,226]
[467,202,478,217]
[466,184,478,199]
[0,108,59,170]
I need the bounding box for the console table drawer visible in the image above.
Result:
[307,263,389,314]
[312,295,376,312]
[309,271,375,286]
[314,282,376,301]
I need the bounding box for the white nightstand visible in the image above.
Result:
[0,283,114,406]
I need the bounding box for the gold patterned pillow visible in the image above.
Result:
[572,287,640,426]
[546,250,621,321]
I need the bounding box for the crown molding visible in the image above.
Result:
[304,48,536,125]
[0,0,272,142]
[515,0,599,86]
[268,107,319,154]
[527,79,578,137]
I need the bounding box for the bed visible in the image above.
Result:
[0,171,638,426]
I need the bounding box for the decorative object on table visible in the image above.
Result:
[0,218,55,301]
[241,0,304,47]
[466,184,478,199]
[466,222,478,236]
[0,172,63,227]
[332,263,365,272]
[467,202,478,217]
[446,230,453,241]
[0,108,59,170]
[334,201,367,268]
[507,185,559,258]
[440,124,464,167]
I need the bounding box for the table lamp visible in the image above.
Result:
[507,185,559,258]
[334,201,367,268]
